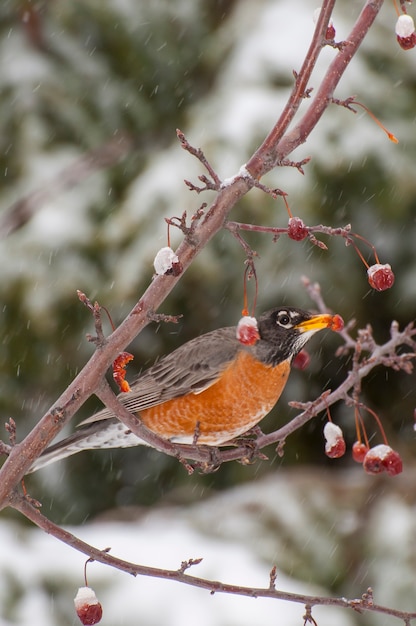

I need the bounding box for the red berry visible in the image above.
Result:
[363,450,384,475]
[330,314,344,332]
[367,263,395,291]
[74,587,103,625]
[352,441,369,464]
[293,350,310,370]
[363,444,403,477]
[396,15,416,50]
[287,217,308,241]
[323,422,346,459]
[397,33,416,49]
[236,316,260,345]
[325,437,346,458]
[382,448,403,476]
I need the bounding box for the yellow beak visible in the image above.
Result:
[295,313,344,333]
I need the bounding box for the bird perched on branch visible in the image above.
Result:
[30,307,342,472]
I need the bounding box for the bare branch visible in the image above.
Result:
[246,0,384,177]
[8,491,416,624]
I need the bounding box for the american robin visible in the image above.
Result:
[31,307,342,471]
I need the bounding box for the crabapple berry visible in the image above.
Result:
[330,314,344,332]
[287,217,308,241]
[380,447,403,476]
[367,263,395,291]
[363,444,403,476]
[74,587,103,625]
[236,316,260,345]
[395,14,416,50]
[352,441,369,464]
[323,422,346,458]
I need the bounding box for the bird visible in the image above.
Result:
[30,307,342,471]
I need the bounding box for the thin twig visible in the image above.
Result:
[177,129,222,190]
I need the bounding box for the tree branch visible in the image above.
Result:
[8,490,416,624]
[246,0,384,177]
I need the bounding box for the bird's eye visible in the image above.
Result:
[276,312,292,327]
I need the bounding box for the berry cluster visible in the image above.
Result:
[362,444,403,476]
[323,405,403,477]
[283,194,395,292]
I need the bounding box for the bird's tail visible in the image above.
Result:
[28,418,145,473]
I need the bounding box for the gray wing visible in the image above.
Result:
[80,326,240,426]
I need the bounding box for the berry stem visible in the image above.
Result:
[242,262,258,317]
[282,195,293,219]
[326,406,333,422]
[354,407,370,448]
[351,231,382,265]
[392,0,402,16]
[350,241,370,269]
[363,404,389,445]
[352,101,398,143]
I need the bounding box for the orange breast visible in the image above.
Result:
[140,351,291,445]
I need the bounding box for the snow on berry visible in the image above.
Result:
[74,587,103,625]
[153,246,182,276]
[367,263,395,291]
[396,14,415,37]
[395,15,416,50]
[287,217,308,241]
[352,441,369,464]
[323,422,346,458]
[363,444,403,476]
[236,316,260,345]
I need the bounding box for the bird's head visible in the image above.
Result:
[255,307,343,366]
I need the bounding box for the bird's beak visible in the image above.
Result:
[295,313,344,333]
